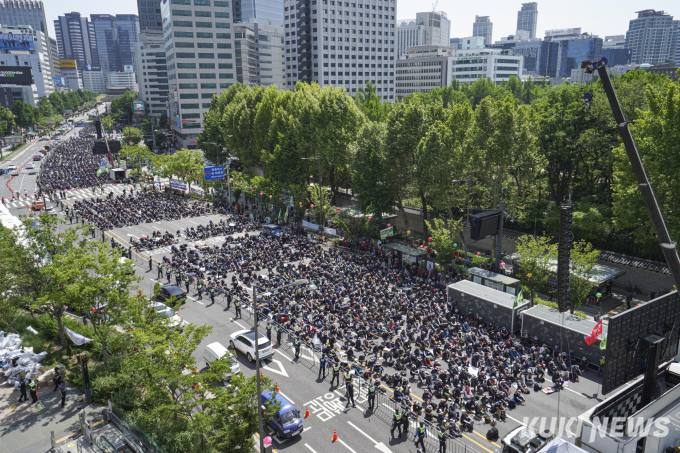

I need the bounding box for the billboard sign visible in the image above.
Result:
[57,59,77,70]
[380,226,395,240]
[0,32,34,51]
[0,66,33,86]
[203,165,225,181]
[132,99,145,114]
[170,179,188,191]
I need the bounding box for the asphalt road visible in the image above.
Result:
[106,215,607,453]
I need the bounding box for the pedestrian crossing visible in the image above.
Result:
[2,184,134,209]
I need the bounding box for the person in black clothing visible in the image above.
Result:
[148,257,153,272]
[318,354,327,380]
[276,326,283,346]
[391,410,403,437]
[414,422,426,451]
[331,360,341,387]
[226,292,232,310]
[293,337,301,360]
[345,379,356,408]
[18,378,28,403]
[234,300,241,319]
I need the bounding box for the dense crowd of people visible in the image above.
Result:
[130,217,259,251]
[71,189,214,229]
[36,127,108,194]
[157,214,577,445]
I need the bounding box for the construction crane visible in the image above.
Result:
[582,58,680,290]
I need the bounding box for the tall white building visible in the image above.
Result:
[106,65,138,93]
[283,0,397,101]
[395,45,453,99]
[625,9,679,65]
[161,0,236,147]
[233,20,285,87]
[472,15,492,46]
[135,30,169,118]
[450,48,522,84]
[0,25,53,97]
[82,67,105,93]
[397,11,450,57]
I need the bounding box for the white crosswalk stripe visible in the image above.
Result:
[3,184,135,210]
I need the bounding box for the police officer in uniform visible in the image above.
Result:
[276,325,283,346]
[391,409,403,438]
[438,427,447,453]
[318,354,327,380]
[293,336,301,360]
[367,379,376,412]
[331,359,341,387]
[414,422,426,451]
[345,378,356,408]
[234,298,242,319]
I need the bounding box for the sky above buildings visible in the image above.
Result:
[46,0,680,40]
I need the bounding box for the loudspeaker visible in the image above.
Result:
[94,119,102,139]
[470,210,501,241]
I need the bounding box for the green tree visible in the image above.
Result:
[0,226,36,329]
[569,240,600,312]
[11,101,36,128]
[514,235,558,303]
[354,81,388,122]
[122,126,143,145]
[425,218,463,266]
[110,90,139,125]
[120,144,154,176]
[156,149,204,190]
[0,106,14,136]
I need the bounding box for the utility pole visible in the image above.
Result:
[252,285,265,453]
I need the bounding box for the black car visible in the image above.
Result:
[156,284,187,304]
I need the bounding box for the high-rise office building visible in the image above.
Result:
[602,35,631,67]
[90,14,115,71]
[283,0,397,101]
[491,37,558,77]
[135,30,168,117]
[115,15,140,69]
[137,0,163,32]
[397,11,450,57]
[161,0,236,146]
[0,0,47,35]
[545,30,602,78]
[451,48,522,83]
[472,15,492,46]
[233,20,285,87]
[0,25,53,96]
[54,12,96,71]
[395,46,454,99]
[625,10,677,65]
[516,2,537,40]
[237,0,283,26]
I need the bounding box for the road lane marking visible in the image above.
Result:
[304,443,318,453]
[233,320,247,329]
[303,426,311,433]
[337,438,357,453]
[274,348,293,362]
[276,390,295,404]
[263,359,289,378]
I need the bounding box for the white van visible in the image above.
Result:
[203,341,240,378]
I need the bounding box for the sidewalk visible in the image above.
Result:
[0,382,99,453]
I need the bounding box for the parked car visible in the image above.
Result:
[229,329,274,362]
[32,154,42,161]
[10,169,19,176]
[261,390,304,439]
[147,300,187,328]
[155,284,186,304]
[203,341,240,378]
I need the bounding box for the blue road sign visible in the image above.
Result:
[204,165,225,181]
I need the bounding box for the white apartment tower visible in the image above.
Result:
[161,0,236,147]
[233,20,285,87]
[397,11,450,57]
[283,0,397,101]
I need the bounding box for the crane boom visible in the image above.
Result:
[582,58,680,289]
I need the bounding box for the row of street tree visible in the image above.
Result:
[0,218,268,452]
[7,90,97,132]
[198,72,680,260]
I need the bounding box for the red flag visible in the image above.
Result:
[585,319,603,345]
[585,334,596,346]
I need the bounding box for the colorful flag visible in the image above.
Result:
[600,336,607,350]
[585,319,603,345]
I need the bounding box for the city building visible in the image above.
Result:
[0,25,53,97]
[115,15,140,70]
[395,45,453,99]
[161,0,237,146]
[54,12,96,71]
[135,30,169,118]
[82,66,105,93]
[55,58,83,91]
[233,20,285,87]
[450,48,522,84]
[625,10,678,65]
[516,2,537,40]
[472,15,492,46]
[283,0,397,101]
[397,12,450,57]
[47,36,57,80]
[236,0,284,26]
[90,14,114,71]
[544,29,603,78]
[106,64,137,94]
[602,35,631,67]
[137,0,163,32]
[491,37,558,77]
[0,0,47,35]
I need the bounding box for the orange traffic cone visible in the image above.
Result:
[274,383,280,393]
[331,430,338,443]
[304,407,310,418]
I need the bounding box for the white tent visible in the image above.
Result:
[538,438,589,453]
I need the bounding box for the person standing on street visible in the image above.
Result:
[148,257,153,272]
[318,354,327,381]
[266,323,272,341]
[276,325,283,346]
[438,428,447,453]
[157,262,163,280]
[345,378,356,408]
[18,378,28,403]
[367,378,376,412]
[58,381,66,408]
[226,291,232,310]
[52,367,63,392]
[414,422,426,451]
[28,379,38,404]
[234,299,241,319]
[391,409,403,438]
[293,336,301,360]
[331,360,341,387]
